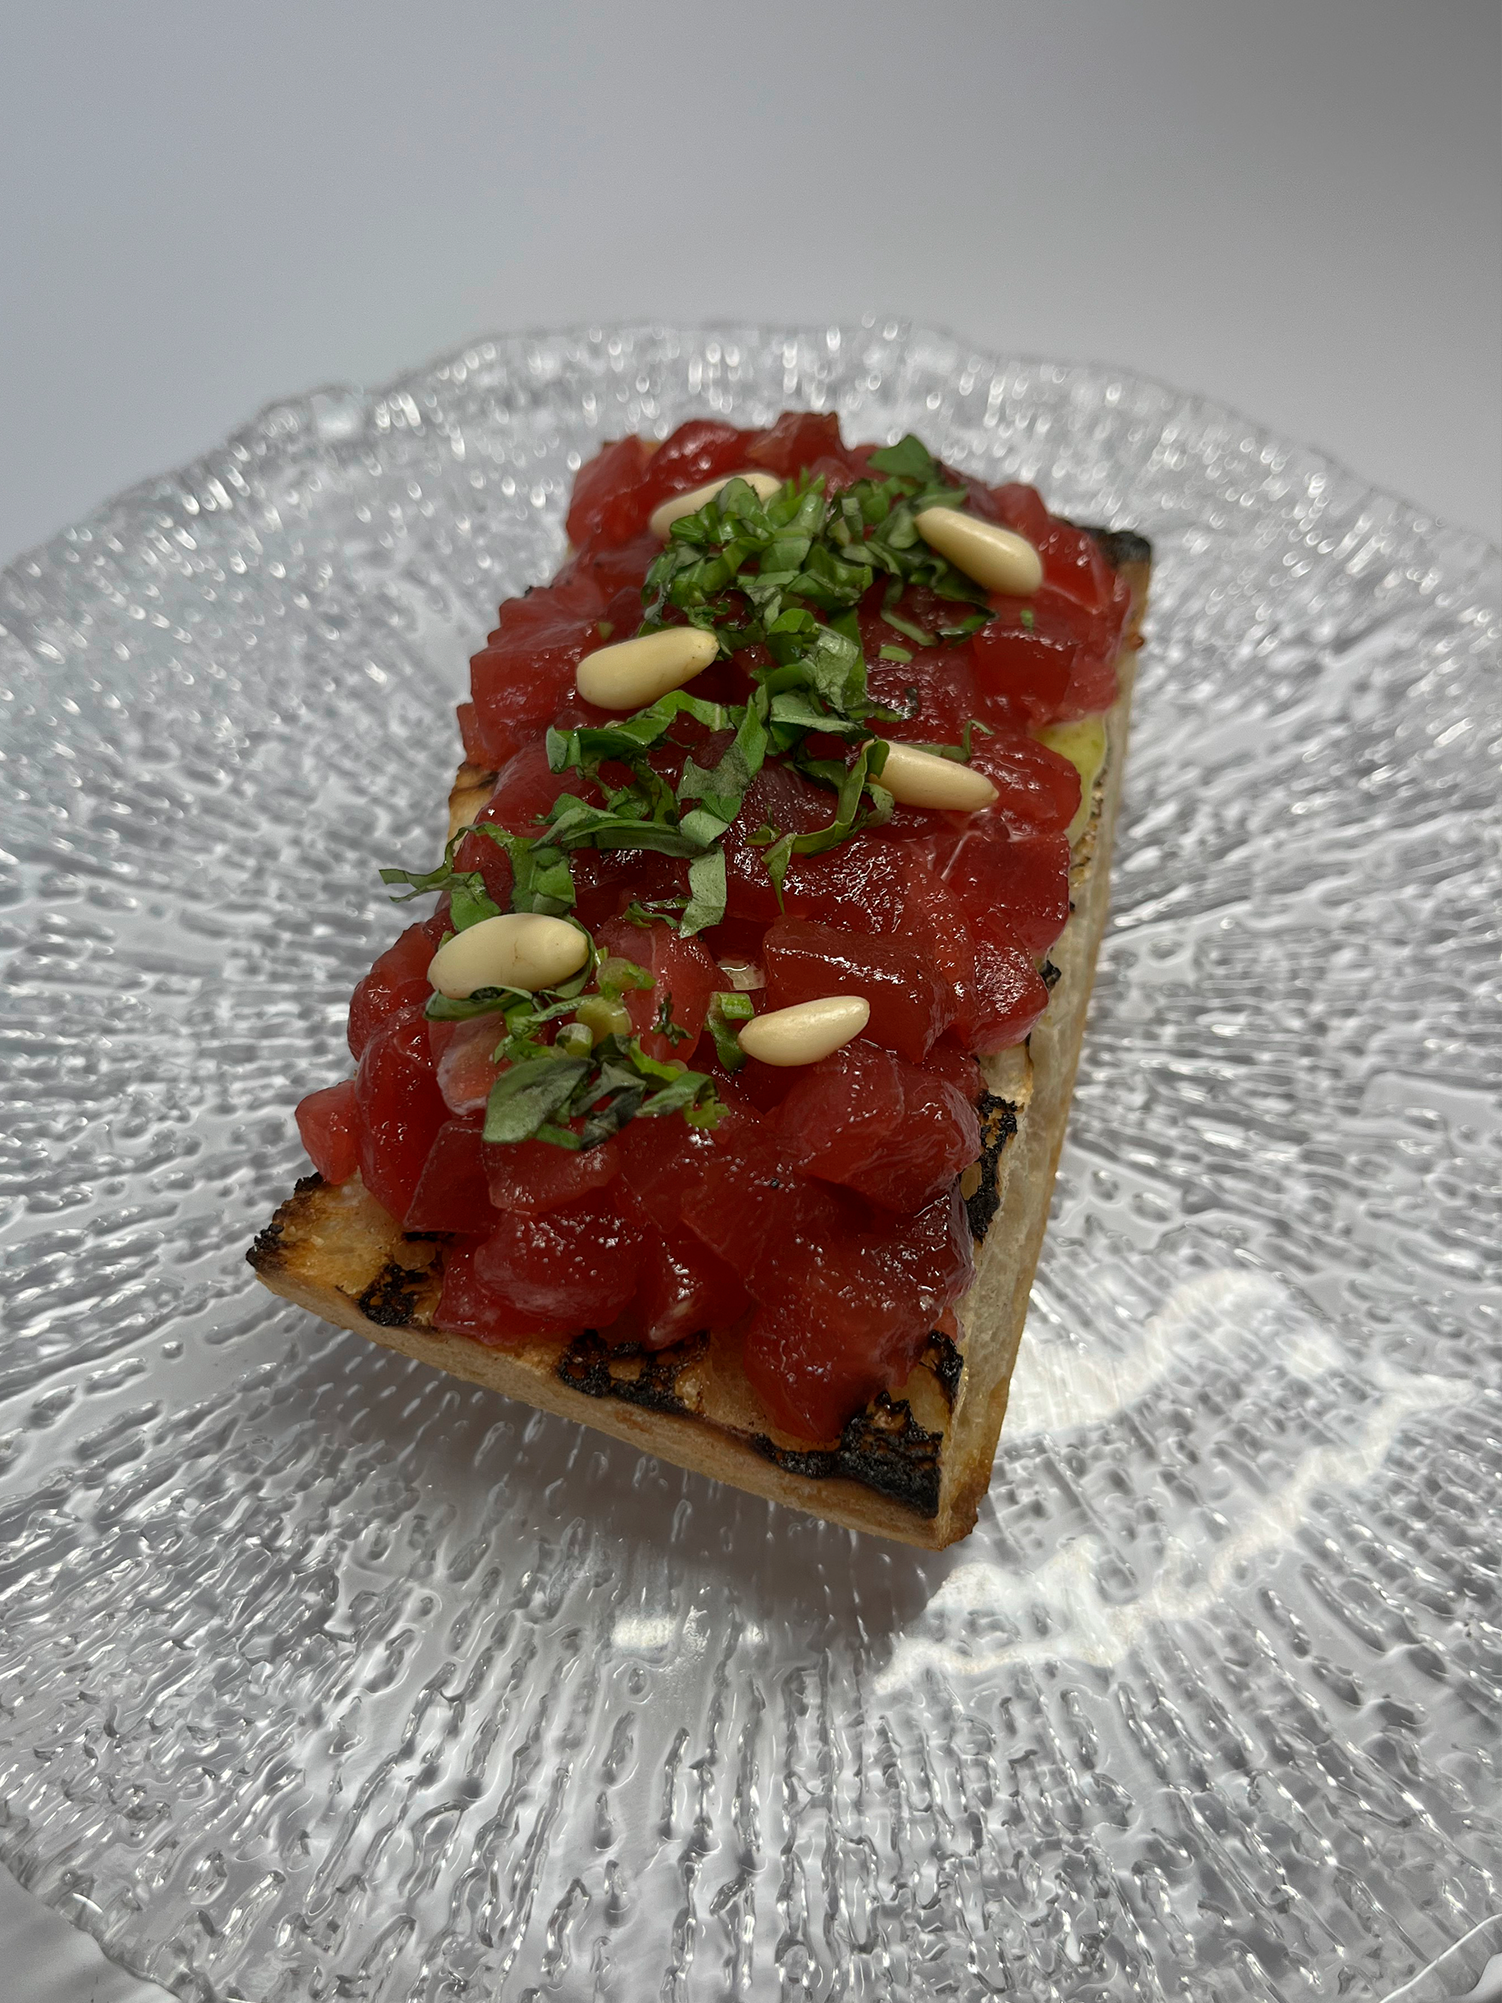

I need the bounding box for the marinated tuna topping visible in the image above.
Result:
[294,414,1131,1443]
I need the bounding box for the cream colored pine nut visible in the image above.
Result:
[576,626,719,710]
[428,913,591,999]
[872,739,999,811]
[648,470,784,539]
[737,995,870,1067]
[913,507,1044,596]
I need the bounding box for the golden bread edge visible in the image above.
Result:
[250,555,1147,1549]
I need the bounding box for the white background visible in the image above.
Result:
[1,0,1498,565]
[0,2,1497,1995]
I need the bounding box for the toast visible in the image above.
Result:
[250,505,1148,1551]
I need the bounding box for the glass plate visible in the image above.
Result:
[1,322,1498,2003]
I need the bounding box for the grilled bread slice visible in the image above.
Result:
[250,534,1149,1548]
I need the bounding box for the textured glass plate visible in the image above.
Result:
[1,322,1499,2003]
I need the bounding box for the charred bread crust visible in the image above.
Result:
[250,542,1148,1548]
[248,1177,963,1543]
[960,1095,1021,1241]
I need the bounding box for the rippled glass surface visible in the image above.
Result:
[1,323,1499,2002]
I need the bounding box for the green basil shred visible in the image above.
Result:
[380,436,992,1149]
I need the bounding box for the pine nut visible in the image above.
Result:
[737,995,870,1066]
[872,738,998,811]
[576,626,719,710]
[649,470,784,539]
[913,507,1044,596]
[428,913,590,998]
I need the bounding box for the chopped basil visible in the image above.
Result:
[907,718,994,764]
[483,1053,592,1145]
[461,955,726,1150]
[381,427,1009,1139]
[446,875,502,932]
[936,609,994,644]
[567,1042,722,1148]
[866,434,944,482]
[679,845,727,936]
[753,738,894,902]
[879,610,934,647]
[546,688,730,773]
[424,988,513,1022]
[706,990,755,1071]
[650,995,692,1046]
[380,858,459,900]
[385,824,578,920]
[619,896,685,927]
